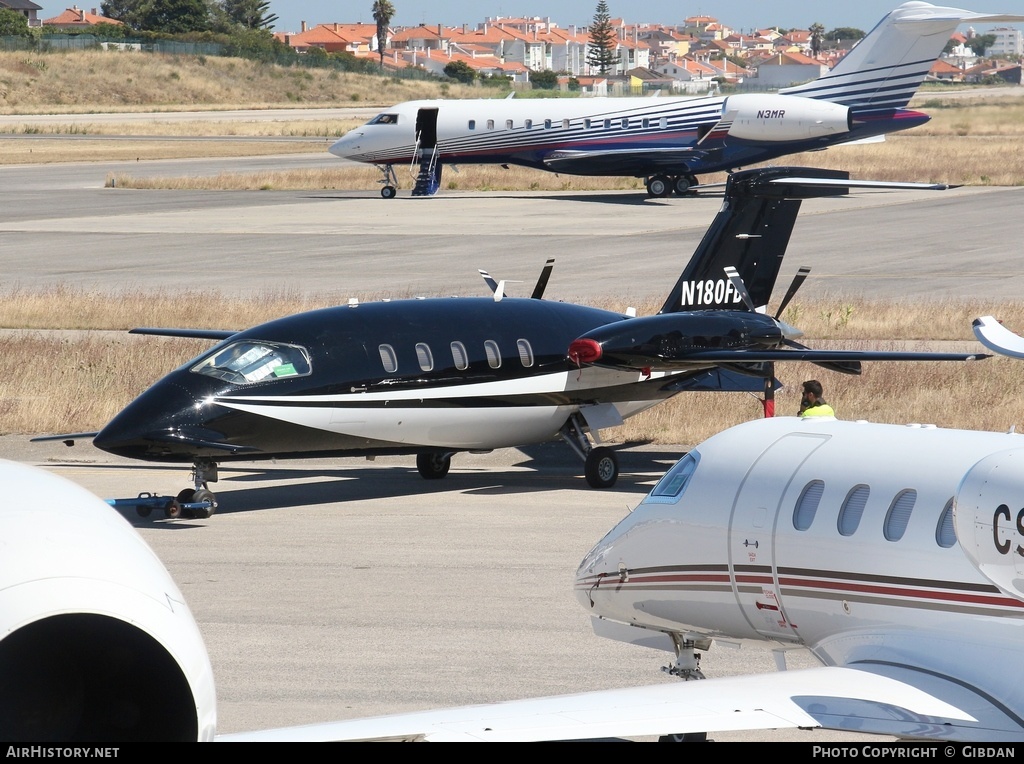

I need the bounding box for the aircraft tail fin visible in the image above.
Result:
[659,167,850,315]
[782,3,1024,112]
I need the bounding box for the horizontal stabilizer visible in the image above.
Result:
[973,315,1024,359]
[130,327,237,341]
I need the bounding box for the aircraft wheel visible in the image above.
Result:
[136,505,152,518]
[673,176,693,195]
[165,499,183,520]
[381,185,397,199]
[658,732,708,742]
[175,488,196,519]
[646,176,670,198]
[584,447,618,489]
[191,488,217,519]
[416,451,451,480]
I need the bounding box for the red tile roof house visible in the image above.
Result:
[42,6,123,29]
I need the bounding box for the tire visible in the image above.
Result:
[585,447,618,489]
[381,185,397,199]
[136,505,152,518]
[646,176,669,198]
[673,176,692,195]
[416,451,451,480]
[191,488,217,519]
[165,500,183,520]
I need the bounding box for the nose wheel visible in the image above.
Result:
[376,163,400,199]
[416,451,452,479]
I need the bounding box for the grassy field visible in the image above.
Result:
[3,288,1019,439]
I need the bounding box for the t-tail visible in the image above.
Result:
[659,166,850,314]
[782,2,1024,114]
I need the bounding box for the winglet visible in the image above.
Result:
[973,316,1024,359]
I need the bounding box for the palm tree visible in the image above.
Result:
[809,22,825,57]
[372,0,396,69]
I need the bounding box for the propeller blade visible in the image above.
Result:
[723,266,756,312]
[775,266,811,319]
[531,258,555,300]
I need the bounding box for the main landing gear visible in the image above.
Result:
[645,174,698,198]
[376,163,399,199]
[561,413,619,489]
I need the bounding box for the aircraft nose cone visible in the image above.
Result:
[93,383,201,460]
[329,133,360,158]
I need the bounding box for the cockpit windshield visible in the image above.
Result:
[647,451,700,503]
[191,340,311,385]
[368,113,399,125]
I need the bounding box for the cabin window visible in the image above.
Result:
[368,113,398,125]
[660,117,668,130]
[451,341,468,370]
[642,117,650,129]
[621,118,629,129]
[936,498,957,548]
[838,485,869,536]
[415,343,434,372]
[506,119,513,129]
[793,480,824,531]
[487,119,495,130]
[191,340,311,386]
[484,340,501,369]
[516,339,534,367]
[884,489,917,542]
[603,119,611,129]
[584,119,592,129]
[525,119,533,129]
[544,119,552,129]
[378,344,398,373]
[650,451,700,501]
[468,120,476,130]
[562,119,570,129]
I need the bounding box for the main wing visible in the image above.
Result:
[218,664,1024,742]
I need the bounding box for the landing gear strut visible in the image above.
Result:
[376,163,399,199]
[560,413,619,488]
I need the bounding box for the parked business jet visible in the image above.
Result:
[24,414,1024,740]
[329,2,1024,199]
[33,167,985,515]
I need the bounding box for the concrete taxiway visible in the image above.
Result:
[0,155,1022,302]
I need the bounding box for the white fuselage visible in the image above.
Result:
[576,417,1024,727]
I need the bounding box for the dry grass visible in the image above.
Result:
[0,138,326,164]
[0,50,482,113]
[2,286,1018,439]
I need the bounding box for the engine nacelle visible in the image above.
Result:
[723,93,851,142]
[954,447,1024,602]
[0,460,216,741]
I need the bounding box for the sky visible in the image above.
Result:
[266,1,1024,34]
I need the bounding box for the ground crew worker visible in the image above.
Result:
[799,380,835,418]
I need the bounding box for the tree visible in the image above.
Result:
[443,60,476,84]
[100,1,147,30]
[141,0,210,33]
[371,0,395,69]
[0,9,29,36]
[827,27,865,46]
[586,1,617,75]
[222,0,278,29]
[530,69,559,89]
[809,22,825,57]
[966,33,996,57]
